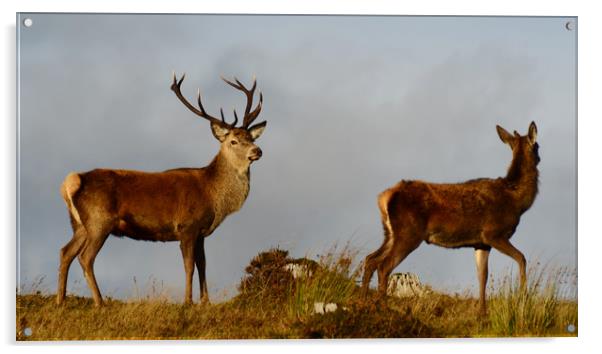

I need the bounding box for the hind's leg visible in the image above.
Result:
[362,190,396,292]
[489,238,527,289]
[56,229,86,305]
[77,229,110,307]
[376,234,422,294]
[474,247,491,315]
[362,238,393,292]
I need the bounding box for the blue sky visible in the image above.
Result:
[18,14,576,300]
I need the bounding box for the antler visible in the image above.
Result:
[171,73,264,129]
[221,76,264,128]
[171,73,237,128]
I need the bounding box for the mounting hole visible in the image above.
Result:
[565,21,574,31]
[24,327,32,336]
[23,18,33,28]
[567,324,576,333]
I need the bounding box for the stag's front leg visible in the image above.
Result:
[194,236,209,304]
[180,239,195,304]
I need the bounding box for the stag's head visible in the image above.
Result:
[171,74,266,167]
[496,121,540,166]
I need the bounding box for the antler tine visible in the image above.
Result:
[232,109,239,127]
[170,73,231,128]
[221,76,261,128]
[171,72,186,90]
[220,108,226,123]
[221,76,242,89]
[216,107,239,126]
[243,91,263,128]
[196,88,209,116]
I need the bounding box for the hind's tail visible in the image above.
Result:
[361,188,397,291]
[378,188,395,244]
[60,172,83,227]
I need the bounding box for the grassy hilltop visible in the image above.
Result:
[16,247,577,340]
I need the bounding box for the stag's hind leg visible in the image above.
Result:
[56,229,85,305]
[77,227,111,307]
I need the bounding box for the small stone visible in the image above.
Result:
[324,303,338,313]
[314,302,325,314]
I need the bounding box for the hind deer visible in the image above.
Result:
[362,122,540,315]
[56,74,267,306]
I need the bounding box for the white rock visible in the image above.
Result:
[387,272,430,298]
[324,303,338,313]
[283,263,313,279]
[314,302,325,314]
[314,302,339,314]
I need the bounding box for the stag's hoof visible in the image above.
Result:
[477,307,488,318]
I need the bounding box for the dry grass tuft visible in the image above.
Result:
[485,263,578,336]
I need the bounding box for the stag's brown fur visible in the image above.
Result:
[57,76,266,307]
[362,122,540,315]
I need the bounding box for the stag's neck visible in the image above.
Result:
[503,154,539,212]
[204,153,251,211]
[207,153,250,179]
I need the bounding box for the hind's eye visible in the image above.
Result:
[230,140,238,146]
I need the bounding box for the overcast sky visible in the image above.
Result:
[17,14,576,301]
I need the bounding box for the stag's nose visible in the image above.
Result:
[249,147,262,161]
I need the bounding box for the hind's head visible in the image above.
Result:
[496,121,540,166]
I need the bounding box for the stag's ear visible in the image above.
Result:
[496,125,514,145]
[528,121,538,144]
[248,121,267,141]
[210,122,230,142]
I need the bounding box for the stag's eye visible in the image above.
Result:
[230,140,238,146]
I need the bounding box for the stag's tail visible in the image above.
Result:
[60,172,83,227]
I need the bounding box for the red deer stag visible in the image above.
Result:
[56,74,266,306]
[362,122,540,314]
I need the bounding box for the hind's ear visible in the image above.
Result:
[496,125,513,145]
[528,121,538,144]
